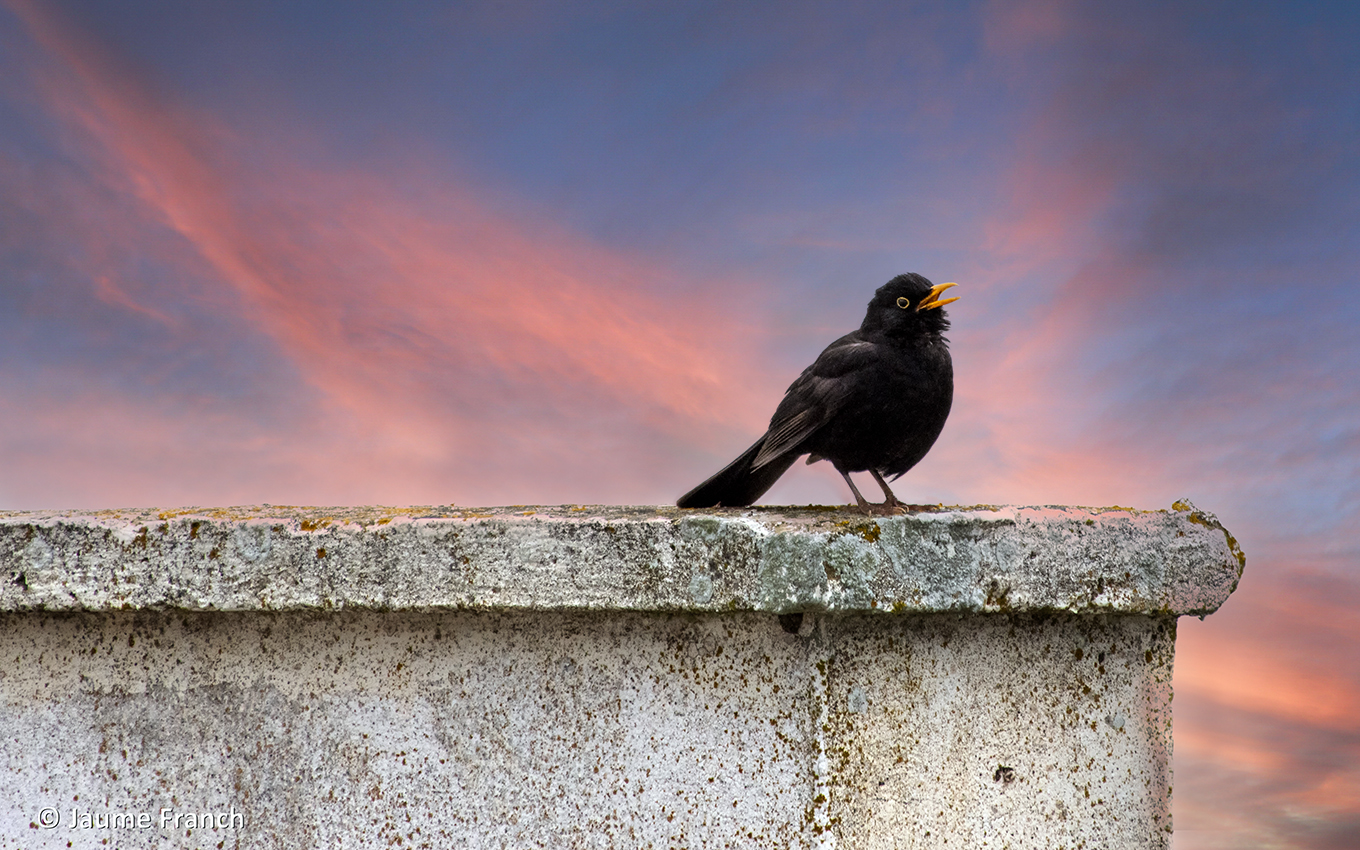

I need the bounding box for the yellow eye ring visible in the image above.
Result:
[896,296,910,309]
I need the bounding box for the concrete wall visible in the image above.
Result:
[0,503,1242,849]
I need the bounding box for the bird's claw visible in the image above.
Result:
[855,501,901,516]
[856,500,936,516]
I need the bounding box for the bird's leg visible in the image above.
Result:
[837,468,873,514]
[869,469,939,513]
[869,469,903,508]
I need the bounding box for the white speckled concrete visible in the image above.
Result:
[0,502,1240,848]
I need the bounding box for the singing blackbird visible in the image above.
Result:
[677,273,957,513]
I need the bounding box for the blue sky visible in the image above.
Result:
[2,1,1359,845]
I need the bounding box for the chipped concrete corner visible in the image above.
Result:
[0,502,1241,849]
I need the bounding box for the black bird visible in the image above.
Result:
[677,273,957,513]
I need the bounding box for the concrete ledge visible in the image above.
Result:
[0,502,1243,849]
[0,502,1243,616]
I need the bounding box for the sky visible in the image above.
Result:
[1,0,1358,845]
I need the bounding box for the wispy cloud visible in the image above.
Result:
[2,0,785,506]
[1175,570,1360,848]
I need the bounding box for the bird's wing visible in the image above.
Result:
[751,336,880,469]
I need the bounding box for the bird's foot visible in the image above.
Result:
[859,501,904,516]
[867,470,910,514]
[856,500,940,516]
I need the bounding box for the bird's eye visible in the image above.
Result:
[896,297,910,309]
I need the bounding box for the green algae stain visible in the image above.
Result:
[832,519,880,543]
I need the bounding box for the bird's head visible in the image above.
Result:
[862,273,958,337]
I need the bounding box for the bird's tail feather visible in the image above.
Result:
[676,437,799,508]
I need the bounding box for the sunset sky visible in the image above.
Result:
[2,0,1358,845]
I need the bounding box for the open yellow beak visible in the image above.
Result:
[916,282,959,312]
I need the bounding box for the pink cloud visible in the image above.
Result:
[4,0,786,506]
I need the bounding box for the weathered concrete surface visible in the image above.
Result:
[0,501,1243,615]
[2,610,1174,849]
[0,502,1241,849]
